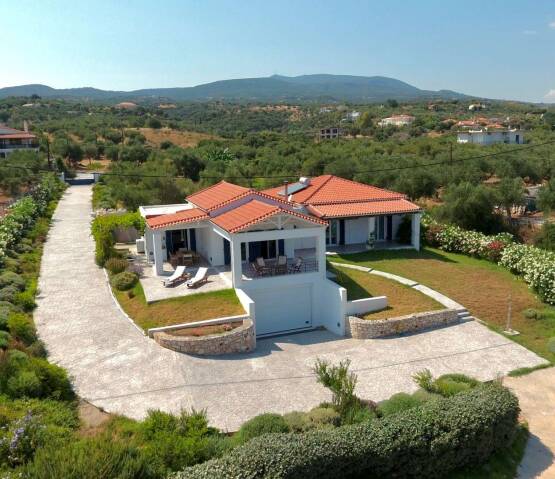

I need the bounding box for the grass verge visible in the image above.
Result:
[113,281,245,331]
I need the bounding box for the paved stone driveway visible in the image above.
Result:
[35,185,548,431]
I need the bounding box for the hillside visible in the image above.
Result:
[0,74,470,103]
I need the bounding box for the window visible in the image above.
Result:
[326,219,339,245]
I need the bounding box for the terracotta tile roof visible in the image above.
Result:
[212,199,326,233]
[0,126,36,140]
[262,175,404,205]
[186,181,251,211]
[307,199,421,218]
[146,208,209,229]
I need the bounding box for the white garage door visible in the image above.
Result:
[253,285,312,336]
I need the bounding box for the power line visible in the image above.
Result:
[1,139,554,181]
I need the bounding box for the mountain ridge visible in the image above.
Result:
[0,74,471,103]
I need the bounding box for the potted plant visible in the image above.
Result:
[366,232,375,250]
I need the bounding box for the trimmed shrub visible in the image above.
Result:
[378,392,425,417]
[523,308,540,319]
[0,272,25,291]
[105,257,128,275]
[6,370,42,398]
[0,301,17,331]
[15,290,37,312]
[284,407,341,433]
[434,378,472,397]
[235,413,290,444]
[173,385,520,479]
[8,313,37,345]
[111,272,138,291]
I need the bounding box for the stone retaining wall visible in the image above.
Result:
[347,309,459,339]
[153,319,255,355]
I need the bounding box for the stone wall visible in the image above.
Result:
[347,309,459,339]
[154,319,255,355]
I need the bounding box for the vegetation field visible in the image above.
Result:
[330,265,441,319]
[130,127,217,148]
[114,282,244,331]
[332,247,555,362]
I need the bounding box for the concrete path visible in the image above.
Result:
[35,185,548,431]
[505,368,555,478]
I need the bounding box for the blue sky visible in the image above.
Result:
[2,0,555,102]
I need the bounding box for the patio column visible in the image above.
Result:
[152,230,165,276]
[316,233,326,278]
[230,236,243,287]
[411,213,421,251]
[144,228,154,263]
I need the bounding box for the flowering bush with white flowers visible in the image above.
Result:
[423,216,555,305]
[0,175,64,266]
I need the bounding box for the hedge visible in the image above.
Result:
[423,216,555,305]
[92,212,145,266]
[172,384,519,479]
[91,212,144,266]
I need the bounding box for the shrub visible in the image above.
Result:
[0,301,17,330]
[378,392,425,417]
[312,359,358,417]
[413,369,435,392]
[0,272,25,291]
[174,385,520,479]
[306,407,341,428]
[0,331,10,349]
[23,436,157,479]
[111,272,138,291]
[8,313,37,345]
[0,285,20,303]
[6,370,42,398]
[434,378,472,397]
[235,413,290,444]
[105,257,128,275]
[15,289,37,312]
[523,308,539,319]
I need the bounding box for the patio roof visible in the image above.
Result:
[145,208,209,229]
[307,198,421,219]
[211,199,327,233]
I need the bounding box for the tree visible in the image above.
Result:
[535,223,555,251]
[147,117,162,129]
[386,99,399,108]
[538,180,555,214]
[357,112,373,129]
[496,177,524,219]
[437,182,501,233]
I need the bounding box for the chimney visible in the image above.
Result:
[23,120,29,132]
[283,180,289,199]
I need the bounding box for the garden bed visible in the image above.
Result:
[113,281,245,331]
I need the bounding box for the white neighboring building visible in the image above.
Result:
[457,128,524,145]
[378,114,415,127]
[139,176,421,338]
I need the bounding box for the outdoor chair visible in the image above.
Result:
[186,267,209,288]
[274,255,288,275]
[288,257,303,273]
[254,257,271,276]
[162,265,189,287]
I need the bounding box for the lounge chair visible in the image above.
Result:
[187,267,209,288]
[274,255,288,275]
[288,257,303,273]
[163,265,189,287]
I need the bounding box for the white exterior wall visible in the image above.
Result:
[457,130,523,145]
[345,217,370,244]
[314,279,347,336]
[346,296,387,315]
[195,226,226,266]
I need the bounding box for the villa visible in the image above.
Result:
[139,175,421,337]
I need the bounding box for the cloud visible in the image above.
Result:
[549,21,555,28]
[523,29,537,35]
[544,89,555,102]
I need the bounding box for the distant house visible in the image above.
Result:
[319,127,342,140]
[468,103,487,111]
[344,111,361,122]
[457,128,523,145]
[0,125,39,158]
[378,114,415,127]
[115,102,137,110]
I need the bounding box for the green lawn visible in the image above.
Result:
[114,282,245,331]
[331,247,555,363]
[330,265,442,319]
